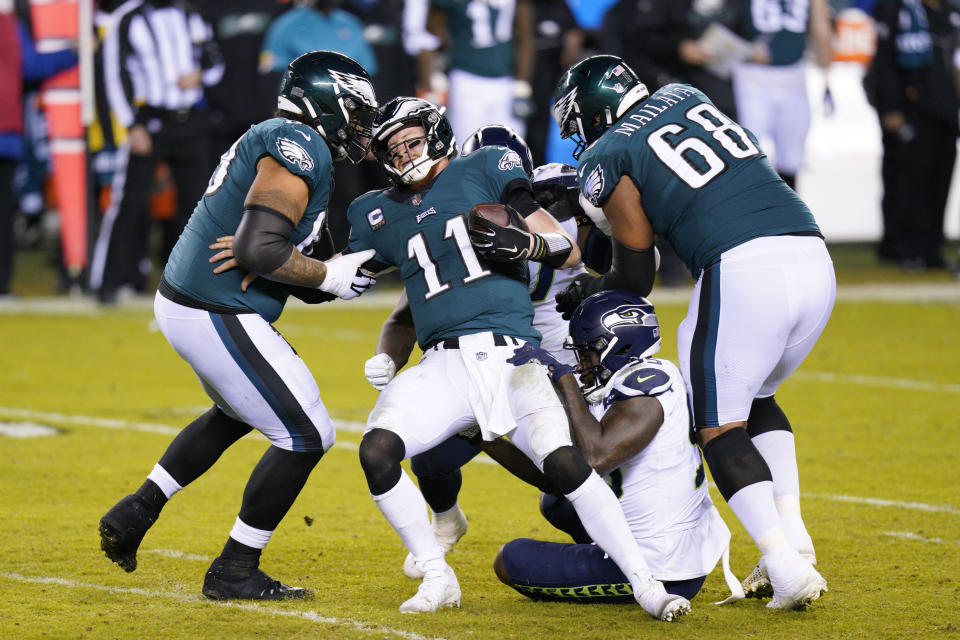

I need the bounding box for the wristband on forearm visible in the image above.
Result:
[528,231,573,268]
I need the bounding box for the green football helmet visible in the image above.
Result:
[277,50,378,163]
[552,55,649,159]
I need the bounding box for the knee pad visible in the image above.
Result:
[542,446,592,496]
[746,396,792,438]
[358,428,406,495]
[702,427,773,501]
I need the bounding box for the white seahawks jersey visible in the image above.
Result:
[528,217,585,365]
[588,357,731,581]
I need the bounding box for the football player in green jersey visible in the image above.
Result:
[552,55,834,611]
[98,50,378,601]
[349,97,690,621]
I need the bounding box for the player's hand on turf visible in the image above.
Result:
[468,208,533,262]
[364,353,396,390]
[209,236,258,291]
[319,249,377,300]
[507,343,575,382]
[555,273,603,320]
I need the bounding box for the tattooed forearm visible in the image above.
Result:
[266,248,329,288]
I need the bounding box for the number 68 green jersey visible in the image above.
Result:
[576,84,820,277]
[347,147,539,350]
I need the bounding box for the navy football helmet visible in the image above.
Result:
[566,290,661,401]
[461,125,534,176]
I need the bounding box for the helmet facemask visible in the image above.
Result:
[372,98,456,186]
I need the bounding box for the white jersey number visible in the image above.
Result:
[407,215,491,300]
[466,0,514,48]
[751,0,809,34]
[647,103,760,189]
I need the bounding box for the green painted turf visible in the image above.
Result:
[1,294,959,639]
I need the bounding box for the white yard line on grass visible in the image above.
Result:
[4,405,958,516]
[882,531,960,545]
[0,572,440,640]
[795,371,960,394]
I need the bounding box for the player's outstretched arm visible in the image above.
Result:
[554,374,664,476]
[233,156,375,298]
[364,290,416,390]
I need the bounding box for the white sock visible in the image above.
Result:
[229,517,272,549]
[752,431,813,553]
[147,463,183,499]
[373,471,444,562]
[727,481,790,556]
[432,504,462,524]
[566,471,651,581]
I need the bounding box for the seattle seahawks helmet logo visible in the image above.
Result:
[498,150,524,171]
[277,138,314,171]
[328,69,376,107]
[601,305,658,335]
[584,165,605,206]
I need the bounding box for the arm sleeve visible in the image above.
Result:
[102,12,139,128]
[17,22,77,82]
[346,202,392,269]
[500,178,540,218]
[871,1,904,114]
[189,11,225,87]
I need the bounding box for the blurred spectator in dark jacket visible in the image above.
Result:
[527,0,583,165]
[0,8,77,298]
[202,0,286,159]
[870,0,959,270]
[600,0,740,117]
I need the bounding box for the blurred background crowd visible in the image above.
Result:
[1,0,958,304]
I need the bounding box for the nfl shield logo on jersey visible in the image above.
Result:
[475,352,488,361]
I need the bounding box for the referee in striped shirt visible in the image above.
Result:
[93,0,224,304]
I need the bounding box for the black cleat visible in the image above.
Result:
[99,494,159,572]
[202,557,313,601]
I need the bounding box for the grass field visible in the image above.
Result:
[1,247,959,639]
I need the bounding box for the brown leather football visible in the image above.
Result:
[468,202,527,231]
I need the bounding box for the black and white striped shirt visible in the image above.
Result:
[103,0,224,128]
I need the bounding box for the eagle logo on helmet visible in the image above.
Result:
[328,69,376,107]
[277,138,314,172]
[601,305,658,334]
[584,165,605,206]
[552,87,579,136]
[498,150,524,172]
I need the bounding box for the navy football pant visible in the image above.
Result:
[498,538,706,604]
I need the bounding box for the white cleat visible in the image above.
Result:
[633,577,691,622]
[399,563,461,614]
[743,550,816,600]
[762,548,828,611]
[403,506,468,579]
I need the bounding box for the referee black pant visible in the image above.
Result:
[92,108,211,298]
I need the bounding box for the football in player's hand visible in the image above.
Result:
[469,202,527,231]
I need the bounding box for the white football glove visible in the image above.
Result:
[319,249,377,300]
[364,353,396,390]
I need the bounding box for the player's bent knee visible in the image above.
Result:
[746,395,792,437]
[701,427,772,501]
[493,544,512,586]
[358,428,406,495]
[542,446,592,495]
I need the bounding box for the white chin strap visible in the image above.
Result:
[398,144,439,184]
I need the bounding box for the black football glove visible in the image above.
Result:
[555,272,605,320]
[468,206,533,262]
